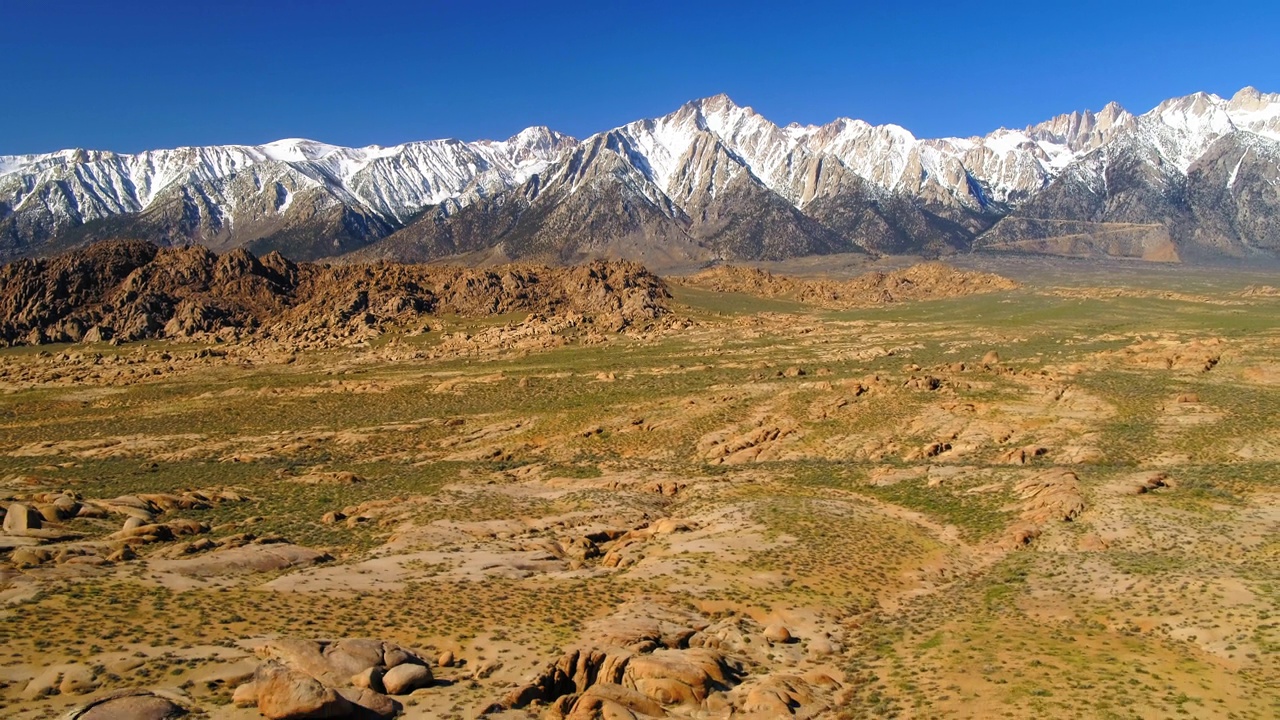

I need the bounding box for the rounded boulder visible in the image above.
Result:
[382,662,433,695]
[763,624,793,643]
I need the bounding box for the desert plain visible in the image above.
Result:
[0,247,1277,720]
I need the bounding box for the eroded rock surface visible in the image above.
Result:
[0,241,671,348]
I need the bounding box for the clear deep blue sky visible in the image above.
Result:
[3,0,1277,154]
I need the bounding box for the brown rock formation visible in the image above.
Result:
[674,262,1017,308]
[0,240,671,347]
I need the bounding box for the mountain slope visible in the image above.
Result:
[977,88,1280,261]
[0,130,575,261]
[354,134,708,266]
[1184,132,1280,257]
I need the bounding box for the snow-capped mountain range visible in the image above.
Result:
[3,87,1279,265]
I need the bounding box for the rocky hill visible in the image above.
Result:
[0,241,670,347]
[675,263,1019,308]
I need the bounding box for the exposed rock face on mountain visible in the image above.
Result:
[974,126,1192,262]
[1184,132,1280,257]
[4,87,1280,265]
[357,135,708,267]
[0,240,671,347]
[1027,101,1137,153]
[800,163,979,256]
[978,88,1280,261]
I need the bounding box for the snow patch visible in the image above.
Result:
[276,183,294,214]
[0,155,28,177]
[1227,151,1248,191]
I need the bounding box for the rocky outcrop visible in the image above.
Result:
[560,682,669,719]
[146,542,330,578]
[1016,468,1086,524]
[61,689,192,719]
[1,487,252,569]
[380,664,433,696]
[250,662,353,720]
[232,638,425,719]
[674,262,1017,309]
[251,639,427,689]
[740,674,823,716]
[1002,468,1087,548]
[2,502,42,535]
[0,241,671,347]
[486,602,840,719]
[498,645,742,718]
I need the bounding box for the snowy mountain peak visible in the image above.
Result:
[1133,88,1280,170]
[259,138,346,163]
[1229,86,1269,108]
[507,125,570,147]
[688,93,745,116]
[1144,87,1280,133]
[1224,86,1280,140]
[476,126,576,167]
[1148,91,1235,133]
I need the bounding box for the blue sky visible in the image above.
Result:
[2,0,1277,154]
